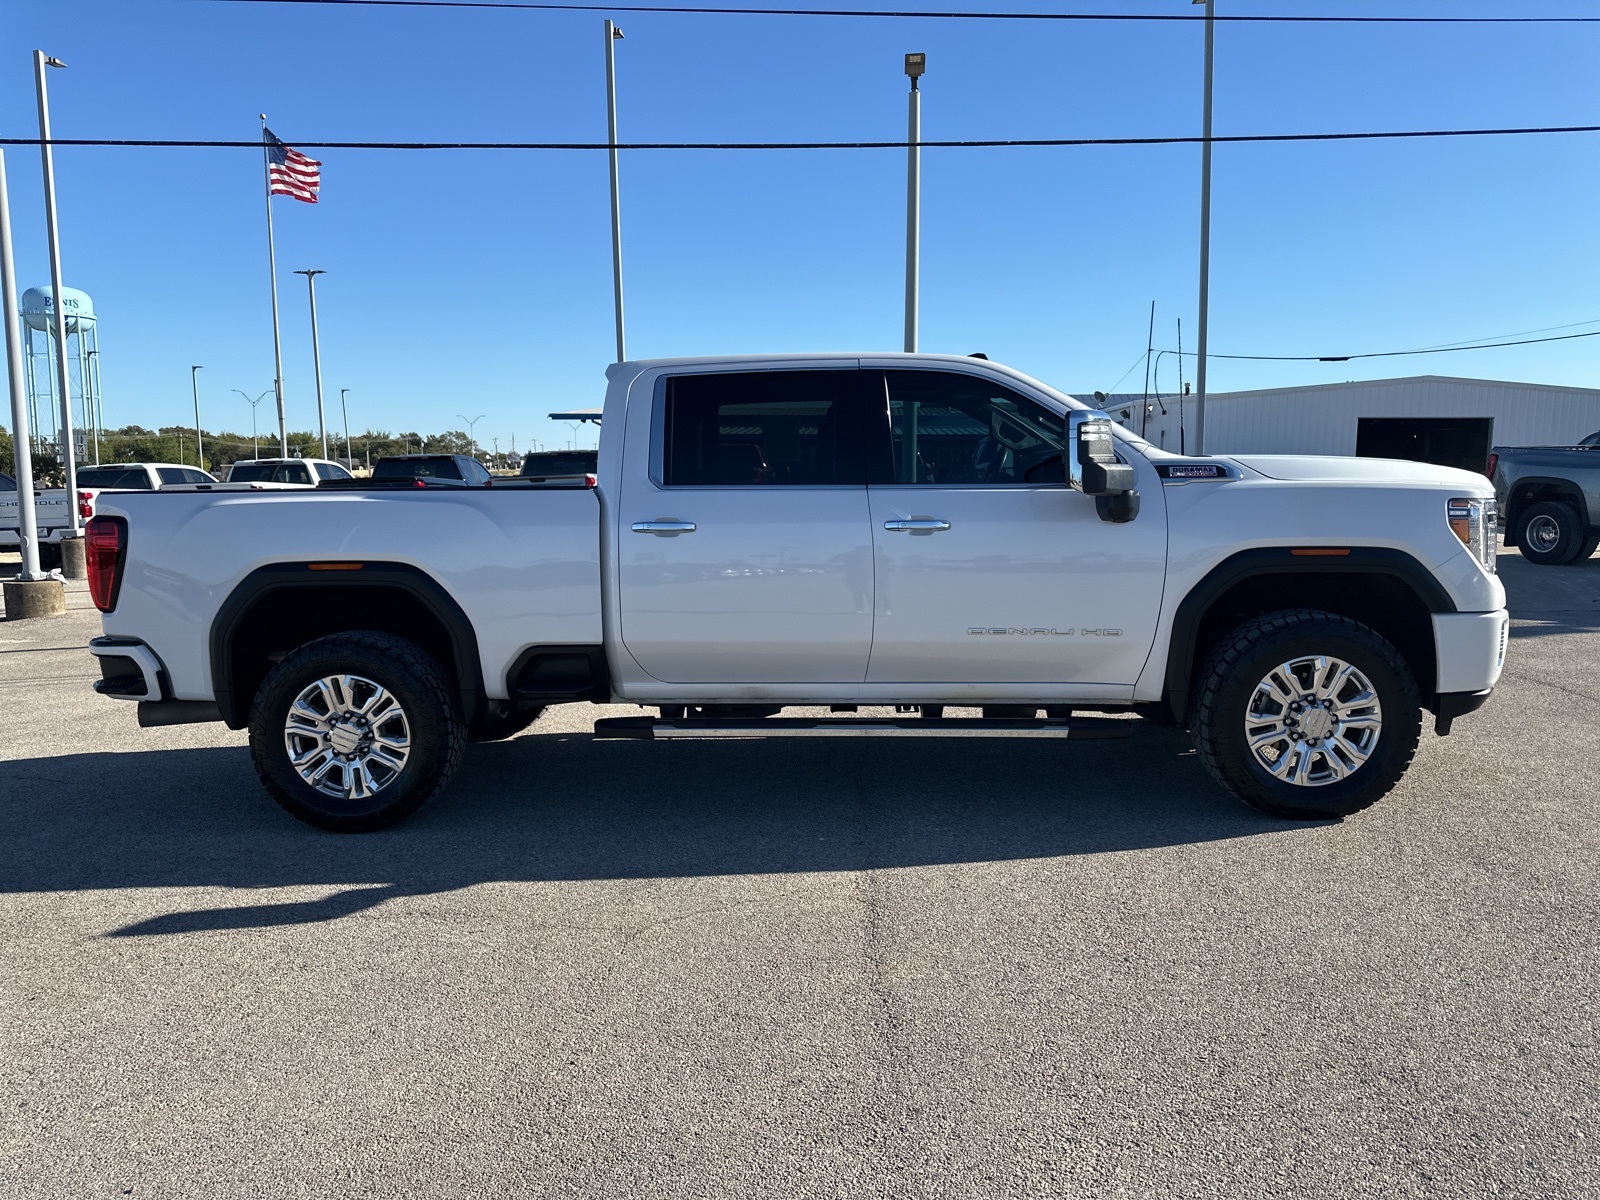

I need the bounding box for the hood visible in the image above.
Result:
[1223,454,1493,491]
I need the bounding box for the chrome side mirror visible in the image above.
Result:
[1068,410,1140,523]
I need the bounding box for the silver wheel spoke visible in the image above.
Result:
[1244,653,1382,788]
[284,672,411,802]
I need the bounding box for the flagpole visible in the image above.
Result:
[260,115,288,456]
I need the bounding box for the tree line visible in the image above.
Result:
[2,424,524,485]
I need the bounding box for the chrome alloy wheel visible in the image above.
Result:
[1243,655,1382,787]
[283,674,412,799]
[1525,514,1562,555]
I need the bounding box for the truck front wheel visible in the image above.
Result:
[1192,610,1421,820]
[247,631,466,832]
[1515,500,1585,565]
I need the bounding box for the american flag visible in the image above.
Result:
[266,129,321,204]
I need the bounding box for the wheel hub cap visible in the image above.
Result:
[284,674,411,800]
[1244,654,1382,787]
[1527,515,1559,551]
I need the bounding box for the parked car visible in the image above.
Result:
[87,353,1506,833]
[1488,438,1600,565]
[370,454,491,485]
[224,458,353,487]
[518,449,597,481]
[1,462,216,570]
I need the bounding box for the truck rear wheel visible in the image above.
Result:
[247,631,466,832]
[1192,609,1421,821]
[1516,500,1585,565]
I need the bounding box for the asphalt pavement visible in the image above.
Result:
[2,549,1597,1199]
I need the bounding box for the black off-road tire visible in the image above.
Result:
[1192,609,1421,821]
[467,703,546,742]
[1516,500,1585,565]
[248,631,466,832]
[1574,530,1600,563]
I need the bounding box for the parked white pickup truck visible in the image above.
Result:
[1,461,216,569]
[83,354,1507,832]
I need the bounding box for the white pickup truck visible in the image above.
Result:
[1,462,216,569]
[83,354,1508,832]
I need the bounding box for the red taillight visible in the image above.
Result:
[85,516,126,612]
[1484,452,1498,480]
[413,478,427,488]
[584,473,597,488]
[78,489,94,519]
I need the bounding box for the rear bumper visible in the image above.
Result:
[89,636,167,701]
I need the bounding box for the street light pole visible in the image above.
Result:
[294,269,329,459]
[903,52,925,354]
[457,413,485,455]
[190,365,204,469]
[234,387,270,458]
[605,20,627,363]
[339,387,351,465]
[1193,0,1215,455]
[34,50,79,537]
[1,149,47,582]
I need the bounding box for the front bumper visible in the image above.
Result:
[1432,610,1509,695]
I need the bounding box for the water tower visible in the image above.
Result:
[21,284,103,463]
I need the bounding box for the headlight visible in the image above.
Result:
[1448,497,1497,574]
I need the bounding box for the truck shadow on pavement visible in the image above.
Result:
[1,726,1307,937]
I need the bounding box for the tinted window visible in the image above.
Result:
[0,473,15,491]
[663,370,860,486]
[373,458,462,480]
[78,467,153,490]
[520,451,596,478]
[464,459,491,484]
[226,463,276,483]
[157,468,189,486]
[882,370,1066,486]
[314,462,351,481]
[187,469,217,484]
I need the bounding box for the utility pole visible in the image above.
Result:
[605,20,627,363]
[190,365,204,469]
[903,52,925,354]
[34,50,80,544]
[294,269,328,459]
[1193,0,1215,455]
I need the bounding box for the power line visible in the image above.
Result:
[191,0,1600,23]
[6,123,1600,152]
[1167,328,1600,364]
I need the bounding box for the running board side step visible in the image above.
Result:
[593,716,1132,740]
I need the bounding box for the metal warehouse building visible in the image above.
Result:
[1097,376,1600,472]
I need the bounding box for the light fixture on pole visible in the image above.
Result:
[33,50,81,541]
[339,387,351,465]
[458,413,486,453]
[293,269,329,459]
[605,20,627,363]
[903,52,925,354]
[1193,0,1214,454]
[233,387,271,458]
[191,365,204,469]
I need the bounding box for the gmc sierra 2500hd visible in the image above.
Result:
[83,354,1507,831]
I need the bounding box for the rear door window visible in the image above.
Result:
[661,370,865,486]
[78,467,153,490]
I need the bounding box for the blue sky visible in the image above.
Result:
[5,0,1599,454]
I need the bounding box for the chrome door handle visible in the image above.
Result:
[883,518,951,533]
[631,519,697,535]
